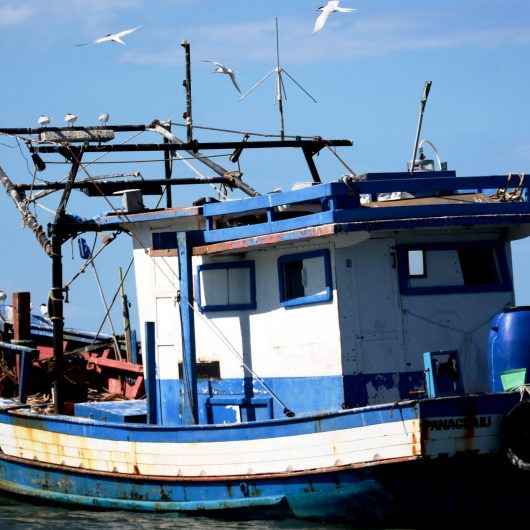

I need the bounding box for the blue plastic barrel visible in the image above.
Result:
[488,307,530,392]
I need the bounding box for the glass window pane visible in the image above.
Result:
[408,250,425,277]
[200,269,228,307]
[228,267,251,305]
[302,256,327,296]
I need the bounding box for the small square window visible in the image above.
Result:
[278,249,332,308]
[197,261,256,312]
[408,250,426,277]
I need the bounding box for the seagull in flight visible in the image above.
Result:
[202,60,241,94]
[313,1,356,33]
[77,26,142,47]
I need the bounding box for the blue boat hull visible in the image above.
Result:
[0,392,525,523]
[0,451,527,524]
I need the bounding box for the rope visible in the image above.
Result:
[493,173,526,202]
[170,121,316,140]
[326,145,356,177]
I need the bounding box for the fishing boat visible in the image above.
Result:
[1,51,530,524]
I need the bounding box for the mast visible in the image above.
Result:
[181,41,193,144]
[50,146,82,414]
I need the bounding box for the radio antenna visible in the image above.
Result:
[410,80,432,172]
[240,18,317,140]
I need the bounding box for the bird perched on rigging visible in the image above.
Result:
[76,26,142,47]
[313,1,357,33]
[38,115,51,127]
[39,304,50,321]
[202,61,241,94]
[64,113,78,126]
[98,113,110,125]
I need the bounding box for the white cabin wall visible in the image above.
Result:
[131,219,200,374]
[335,229,515,404]
[194,240,342,381]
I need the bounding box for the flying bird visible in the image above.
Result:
[313,1,356,33]
[98,113,110,125]
[202,61,241,94]
[38,115,51,126]
[64,113,78,126]
[76,26,142,47]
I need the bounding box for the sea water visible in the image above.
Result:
[0,495,408,530]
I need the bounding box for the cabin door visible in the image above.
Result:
[337,238,405,402]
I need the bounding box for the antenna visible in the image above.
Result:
[409,80,432,173]
[240,18,317,140]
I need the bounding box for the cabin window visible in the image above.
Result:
[278,249,332,307]
[197,261,256,312]
[407,249,426,277]
[398,242,511,295]
[152,231,177,250]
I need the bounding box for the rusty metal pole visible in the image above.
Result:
[12,292,31,345]
[181,41,193,144]
[163,123,173,208]
[50,231,65,414]
[119,267,133,363]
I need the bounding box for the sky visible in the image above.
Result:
[1,0,530,332]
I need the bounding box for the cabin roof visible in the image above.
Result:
[95,170,530,253]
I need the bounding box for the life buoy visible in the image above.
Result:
[503,400,530,470]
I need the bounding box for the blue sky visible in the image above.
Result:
[1,0,530,331]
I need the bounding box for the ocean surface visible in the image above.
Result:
[0,495,411,530]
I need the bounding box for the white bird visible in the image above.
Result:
[0,290,6,304]
[64,113,78,126]
[98,113,110,125]
[40,303,50,321]
[313,1,357,33]
[38,115,51,127]
[202,60,241,94]
[77,26,142,47]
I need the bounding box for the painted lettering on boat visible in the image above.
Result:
[423,416,492,432]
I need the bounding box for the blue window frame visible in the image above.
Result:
[278,249,333,308]
[397,241,512,295]
[197,261,256,312]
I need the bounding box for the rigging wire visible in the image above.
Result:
[170,121,317,140]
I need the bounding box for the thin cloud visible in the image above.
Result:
[120,11,530,67]
[0,4,34,26]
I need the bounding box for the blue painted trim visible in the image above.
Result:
[202,210,336,244]
[396,241,513,296]
[196,260,257,312]
[144,322,158,425]
[177,232,199,425]
[200,200,530,246]
[278,249,333,308]
[0,401,419,443]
